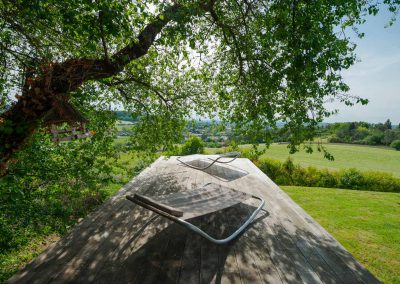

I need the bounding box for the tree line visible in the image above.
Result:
[326,119,400,150]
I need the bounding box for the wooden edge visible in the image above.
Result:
[126,196,181,222]
[127,194,184,217]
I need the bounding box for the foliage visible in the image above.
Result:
[1,0,400,166]
[282,186,400,283]
[255,157,400,192]
[0,91,156,281]
[327,120,400,146]
[0,109,115,256]
[130,112,187,153]
[239,144,266,161]
[0,148,154,282]
[390,139,400,150]
[180,135,204,155]
[1,0,400,278]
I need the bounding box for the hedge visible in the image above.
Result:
[254,157,400,192]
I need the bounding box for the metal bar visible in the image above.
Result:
[174,195,265,244]
[176,156,223,170]
[207,151,241,164]
[177,152,241,170]
[126,194,265,245]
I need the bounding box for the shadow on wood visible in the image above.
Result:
[179,158,249,182]
[7,157,379,284]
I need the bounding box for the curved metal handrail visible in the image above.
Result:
[127,193,265,244]
[177,151,241,170]
[176,195,265,244]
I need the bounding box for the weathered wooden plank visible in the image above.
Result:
[177,159,206,284]
[53,160,173,282]
[224,162,284,284]
[193,164,222,284]
[243,158,379,284]
[178,224,202,284]
[200,164,229,284]
[122,220,172,284]
[218,163,263,284]
[148,164,196,284]
[7,156,379,284]
[216,164,245,284]
[233,159,321,283]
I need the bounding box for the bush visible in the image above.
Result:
[256,158,400,192]
[363,171,400,192]
[239,145,265,162]
[255,158,282,181]
[180,135,204,155]
[314,169,338,188]
[338,169,365,190]
[362,133,384,145]
[328,136,342,143]
[390,140,400,151]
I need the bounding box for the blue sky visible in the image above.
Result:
[325,8,400,124]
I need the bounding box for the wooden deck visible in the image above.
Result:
[8,156,379,283]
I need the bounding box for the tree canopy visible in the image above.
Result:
[0,0,399,174]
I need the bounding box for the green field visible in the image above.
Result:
[115,120,134,131]
[113,136,130,146]
[282,186,400,283]
[206,143,400,177]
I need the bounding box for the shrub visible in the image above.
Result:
[297,167,320,187]
[256,158,283,181]
[239,146,265,162]
[314,169,338,188]
[390,140,400,151]
[363,171,400,192]
[180,135,204,155]
[362,133,384,145]
[328,136,341,143]
[255,158,400,192]
[338,169,365,190]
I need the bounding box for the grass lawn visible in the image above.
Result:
[206,143,400,177]
[282,186,400,283]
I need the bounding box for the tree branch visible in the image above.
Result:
[115,87,150,118]
[123,77,169,106]
[203,3,245,79]
[0,3,184,175]
[98,10,110,62]
[111,4,181,69]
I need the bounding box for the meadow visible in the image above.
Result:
[282,186,400,283]
[115,120,135,131]
[206,143,400,177]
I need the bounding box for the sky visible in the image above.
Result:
[325,8,400,124]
